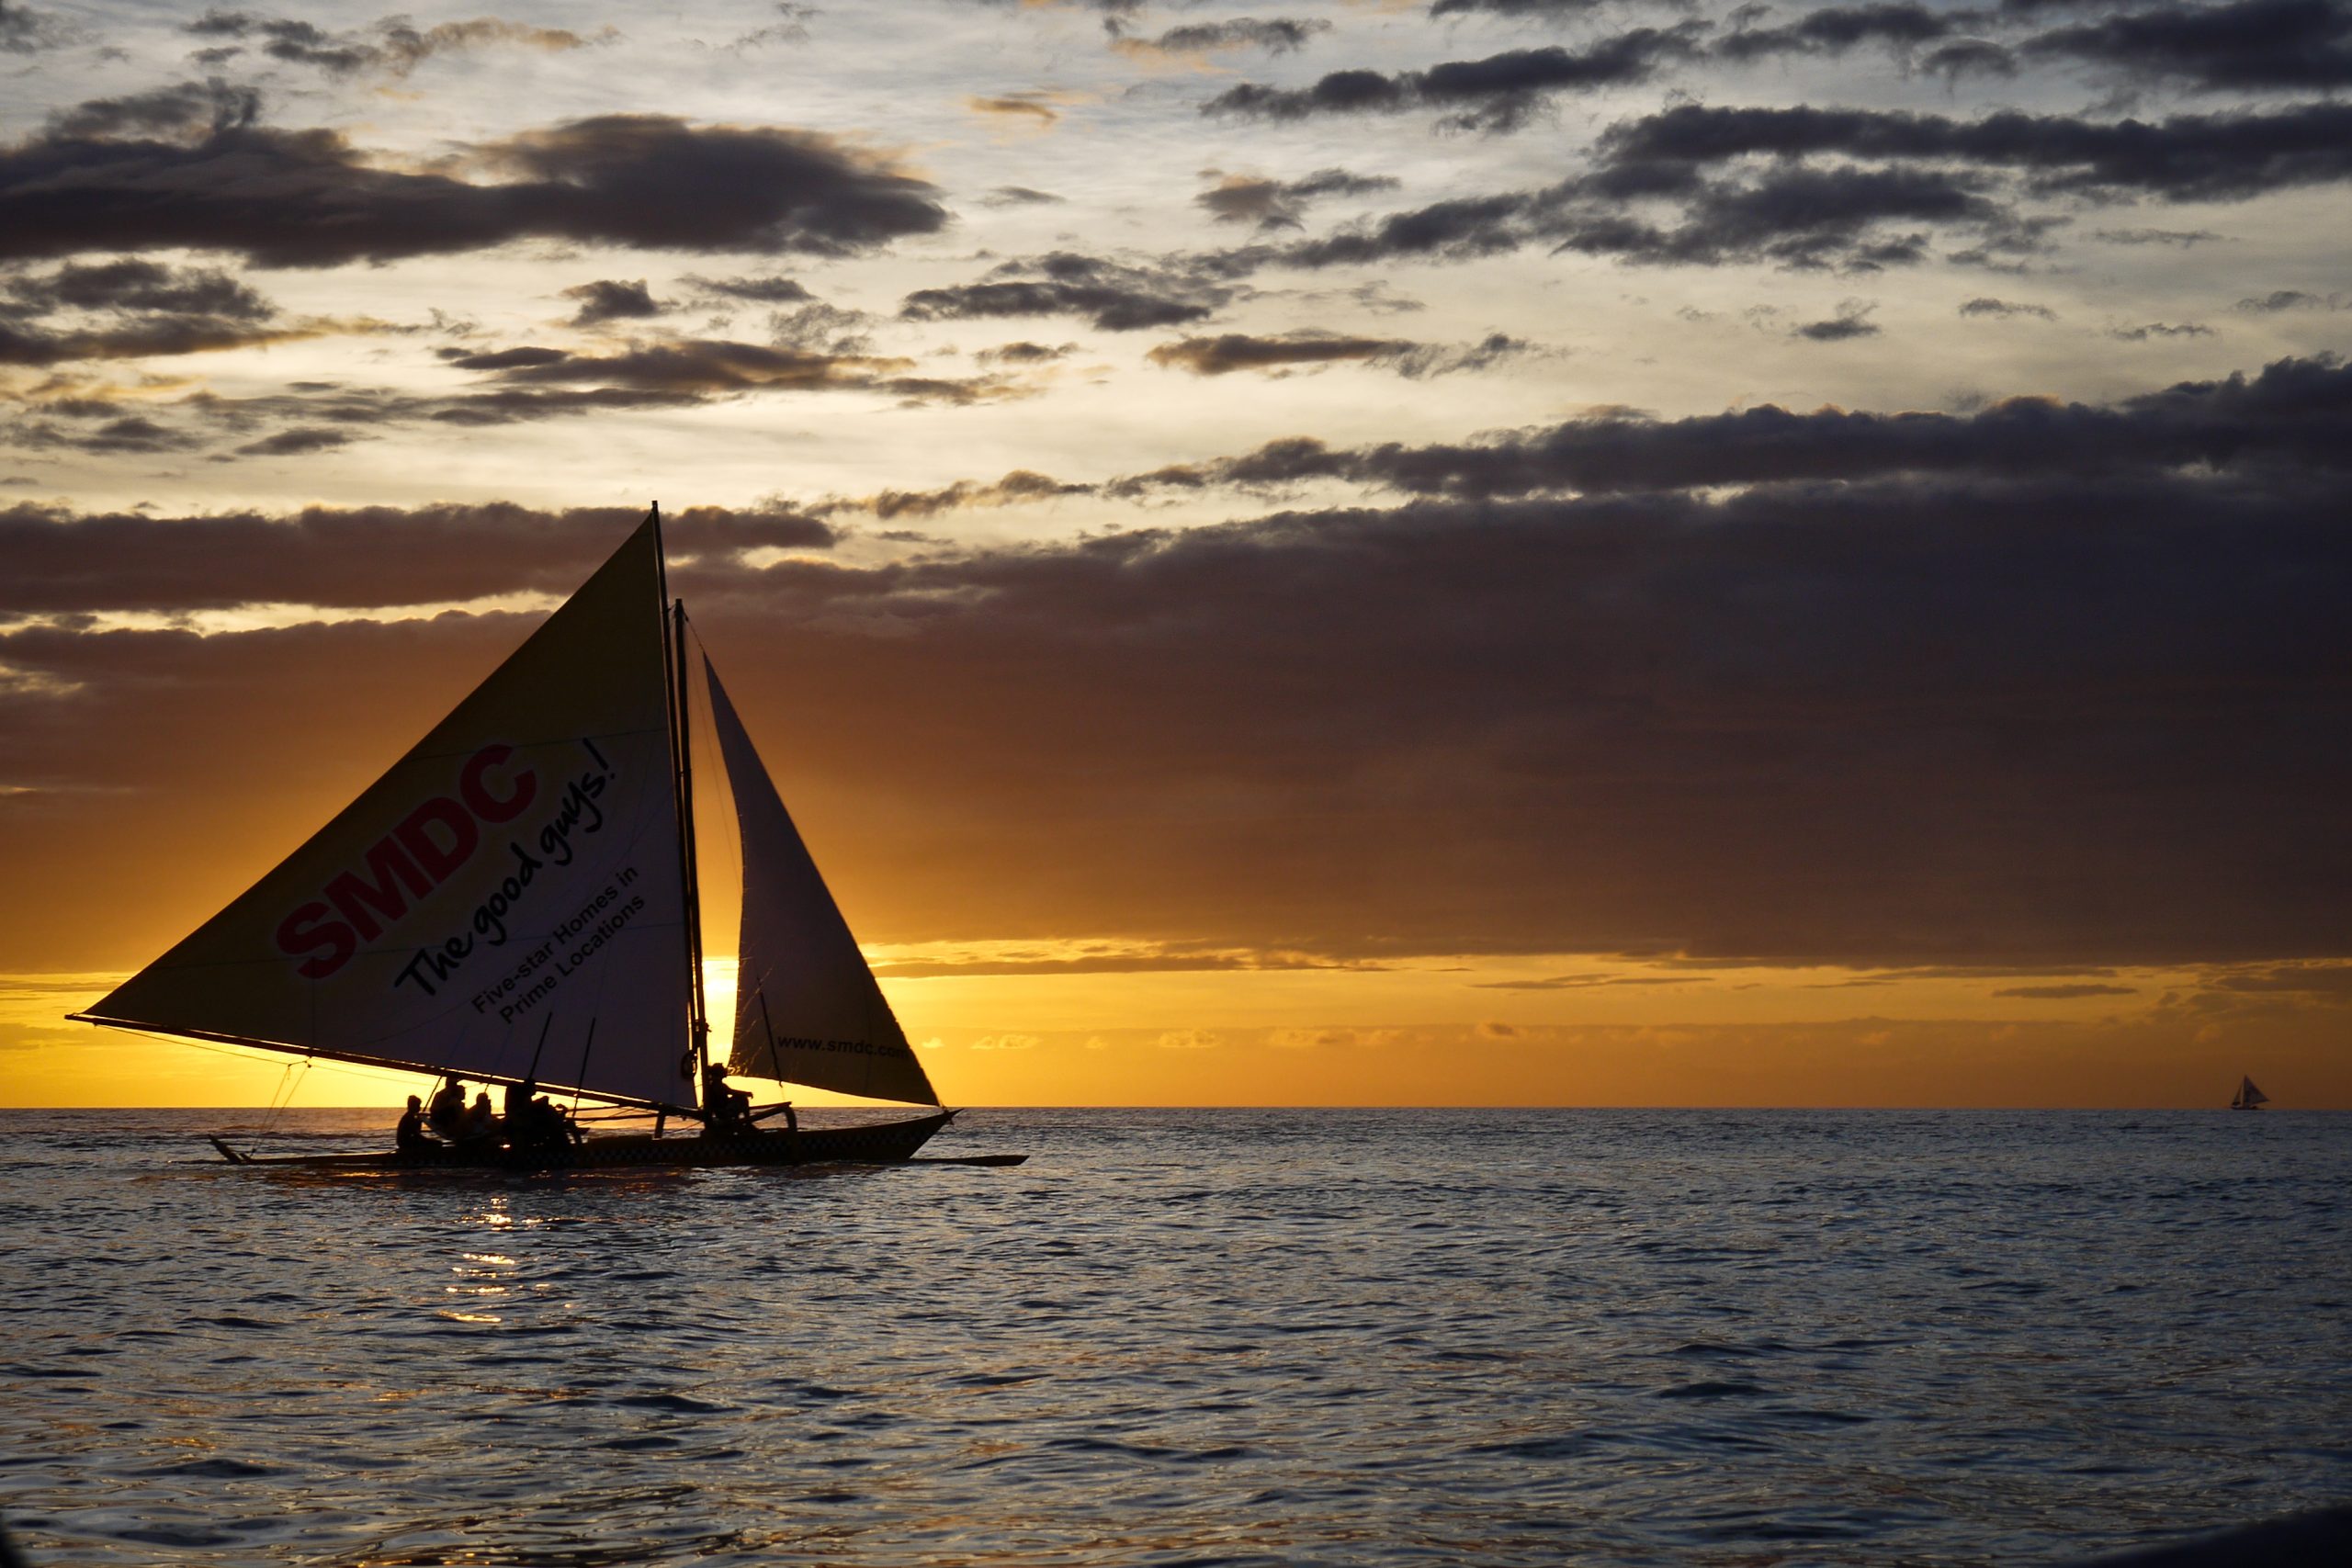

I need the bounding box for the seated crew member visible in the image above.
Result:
[428,1077,468,1139]
[500,1079,558,1151]
[396,1095,436,1152]
[459,1091,499,1144]
[700,1064,752,1132]
[518,1094,570,1152]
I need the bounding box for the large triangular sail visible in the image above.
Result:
[705,657,939,1106]
[74,516,697,1109]
[2235,1076,2269,1109]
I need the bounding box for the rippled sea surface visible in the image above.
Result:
[3,1108,2347,1566]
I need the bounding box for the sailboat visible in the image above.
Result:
[2230,1076,2270,1111]
[70,506,1012,1170]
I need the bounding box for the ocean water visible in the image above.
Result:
[0,1108,2346,1567]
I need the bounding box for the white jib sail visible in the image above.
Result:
[705,657,939,1106]
[78,517,697,1108]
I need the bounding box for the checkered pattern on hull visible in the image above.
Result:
[368,1112,954,1171]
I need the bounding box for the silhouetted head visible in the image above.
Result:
[406,1095,421,1110]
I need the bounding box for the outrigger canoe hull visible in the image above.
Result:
[209,1111,962,1171]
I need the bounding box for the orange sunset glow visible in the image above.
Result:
[2,0,2347,1114]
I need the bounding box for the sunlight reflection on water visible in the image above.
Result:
[1,1108,2346,1565]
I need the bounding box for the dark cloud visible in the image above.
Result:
[182,11,605,80]
[1793,300,1881,340]
[2109,321,2214,340]
[26,467,2346,970]
[230,426,355,457]
[1385,333,1538,378]
[561,278,667,325]
[0,501,831,615]
[0,316,312,367]
[1196,168,1399,230]
[0,258,314,367]
[699,486,2345,966]
[1265,163,2008,276]
[2024,0,2352,92]
[8,355,2349,969]
[2092,227,2225,246]
[2,331,1012,462]
[1,0,74,52]
[436,345,572,371]
[822,469,1093,522]
[1572,166,1990,270]
[1102,353,2352,500]
[1206,28,1705,133]
[1716,3,1960,62]
[481,338,911,394]
[974,340,1076,365]
[1110,17,1331,59]
[0,112,948,268]
[901,252,1239,331]
[6,258,269,321]
[981,186,1064,207]
[2,414,202,456]
[457,337,1025,410]
[1595,100,2352,205]
[1248,98,2350,276]
[1146,330,1535,379]
[1427,0,1621,13]
[0,310,1021,460]
[1919,39,2018,79]
[45,79,260,141]
[687,273,815,304]
[1276,192,1543,269]
[1960,297,2057,319]
[2234,288,2344,311]
[1148,331,1410,376]
[421,386,710,425]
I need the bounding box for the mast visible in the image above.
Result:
[671,588,714,1096]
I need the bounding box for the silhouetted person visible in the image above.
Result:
[702,1063,752,1132]
[428,1077,468,1139]
[523,1094,578,1150]
[395,1095,435,1153]
[460,1091,498,1144]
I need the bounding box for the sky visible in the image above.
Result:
[1,0,2346,1109]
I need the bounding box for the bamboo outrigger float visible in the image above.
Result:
[74,506,1015,1172]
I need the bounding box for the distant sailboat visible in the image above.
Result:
[2230,1076,2270,1112]
[71,506,1014,1170]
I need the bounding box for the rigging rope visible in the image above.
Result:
[256,1055,311,1137]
